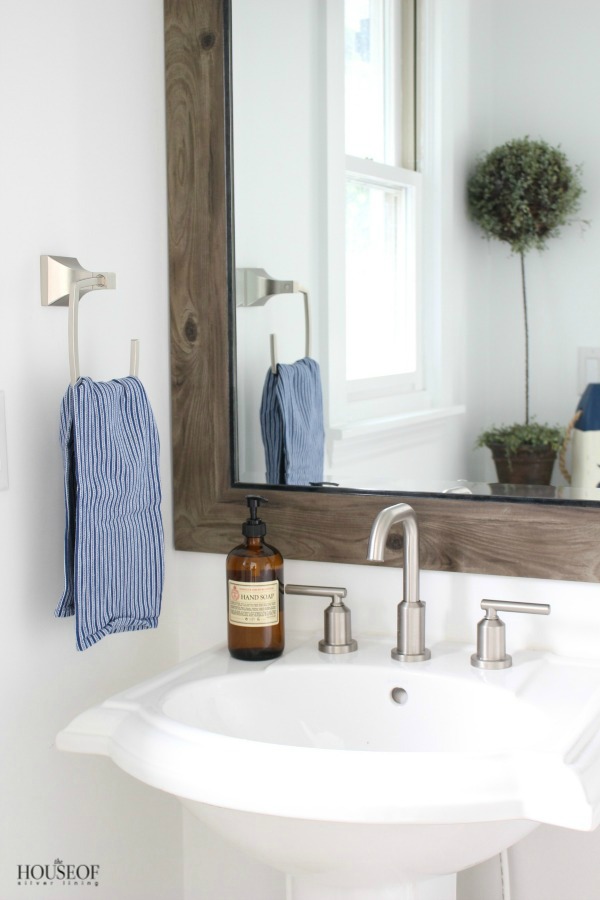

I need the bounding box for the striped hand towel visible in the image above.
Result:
[55,376,164,651]
[260,357,325,485]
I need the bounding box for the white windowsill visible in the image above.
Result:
[329,405,466,441]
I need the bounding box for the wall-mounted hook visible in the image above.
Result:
[236,267,311,372]
[41,255,116,307]
[41,255,139,385]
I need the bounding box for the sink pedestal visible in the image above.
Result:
[287,873,456,899]
[185,801,511,900]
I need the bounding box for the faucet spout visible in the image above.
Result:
[367,503,431,662]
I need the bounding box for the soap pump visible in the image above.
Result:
[226,495,284,660]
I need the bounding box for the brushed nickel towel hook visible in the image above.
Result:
[41,255,139,385]
[236,267,311,373]
[269,288,310,374]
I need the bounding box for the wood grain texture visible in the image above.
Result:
[164,0,600,583]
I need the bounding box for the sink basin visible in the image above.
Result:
[57,638,600,898]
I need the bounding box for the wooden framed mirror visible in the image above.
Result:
[164,0,600,582]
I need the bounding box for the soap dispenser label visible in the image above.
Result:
[228,580,280,627]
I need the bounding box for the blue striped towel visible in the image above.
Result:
[55,376,164,651]
[260,357,325,485]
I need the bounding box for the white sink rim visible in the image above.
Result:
[56,637,600,830]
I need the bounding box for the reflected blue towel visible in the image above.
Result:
[55,376,164,651]
[260,357,325,485]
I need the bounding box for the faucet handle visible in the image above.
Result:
[285,584,358,654]
[471,599,551,669]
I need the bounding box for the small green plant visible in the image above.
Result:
[468,137,584,425]
[468,137,583,256]
[476,421,565,458]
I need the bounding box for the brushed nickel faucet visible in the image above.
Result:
[367,503,430,662]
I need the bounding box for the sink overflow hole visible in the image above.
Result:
[391,687,408,705]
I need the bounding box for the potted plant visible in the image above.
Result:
[467,136,584,484]
[475,421,565,486]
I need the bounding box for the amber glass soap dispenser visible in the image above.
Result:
[226,495,284,660]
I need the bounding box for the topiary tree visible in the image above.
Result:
[467,136,584,425]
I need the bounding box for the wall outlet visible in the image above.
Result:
[0,392,8,490]
[577,348,600,395]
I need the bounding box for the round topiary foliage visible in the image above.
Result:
[467,137,583,254]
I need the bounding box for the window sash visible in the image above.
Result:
[345,175,418,384]
[344,0,417,169]
[345,154,423,396]
[326,0,424,429]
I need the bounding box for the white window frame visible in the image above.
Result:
[326,0,427,431]
[345,155,423,401]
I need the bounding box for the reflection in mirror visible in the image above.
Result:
[165,0,600,580]
[232,0,599,502]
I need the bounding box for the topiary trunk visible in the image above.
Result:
[520,251,529,425]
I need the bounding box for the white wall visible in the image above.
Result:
[5,2,600,900]
[0,2,183,898]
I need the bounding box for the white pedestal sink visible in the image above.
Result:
[57,638,600,899]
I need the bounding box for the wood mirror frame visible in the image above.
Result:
[164,0,600,582]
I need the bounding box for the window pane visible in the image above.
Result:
[345,178,416,381]
[345,0,417,170]
[345,0,387,162]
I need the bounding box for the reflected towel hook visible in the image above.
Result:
[41,255,139,385]
[236,267,311,374]
[269,288,310,374]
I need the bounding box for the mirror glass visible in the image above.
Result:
[231,0,600,503]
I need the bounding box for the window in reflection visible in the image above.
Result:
[345,178,417,381]
[344,0,417,167]
[342,0,422,403]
